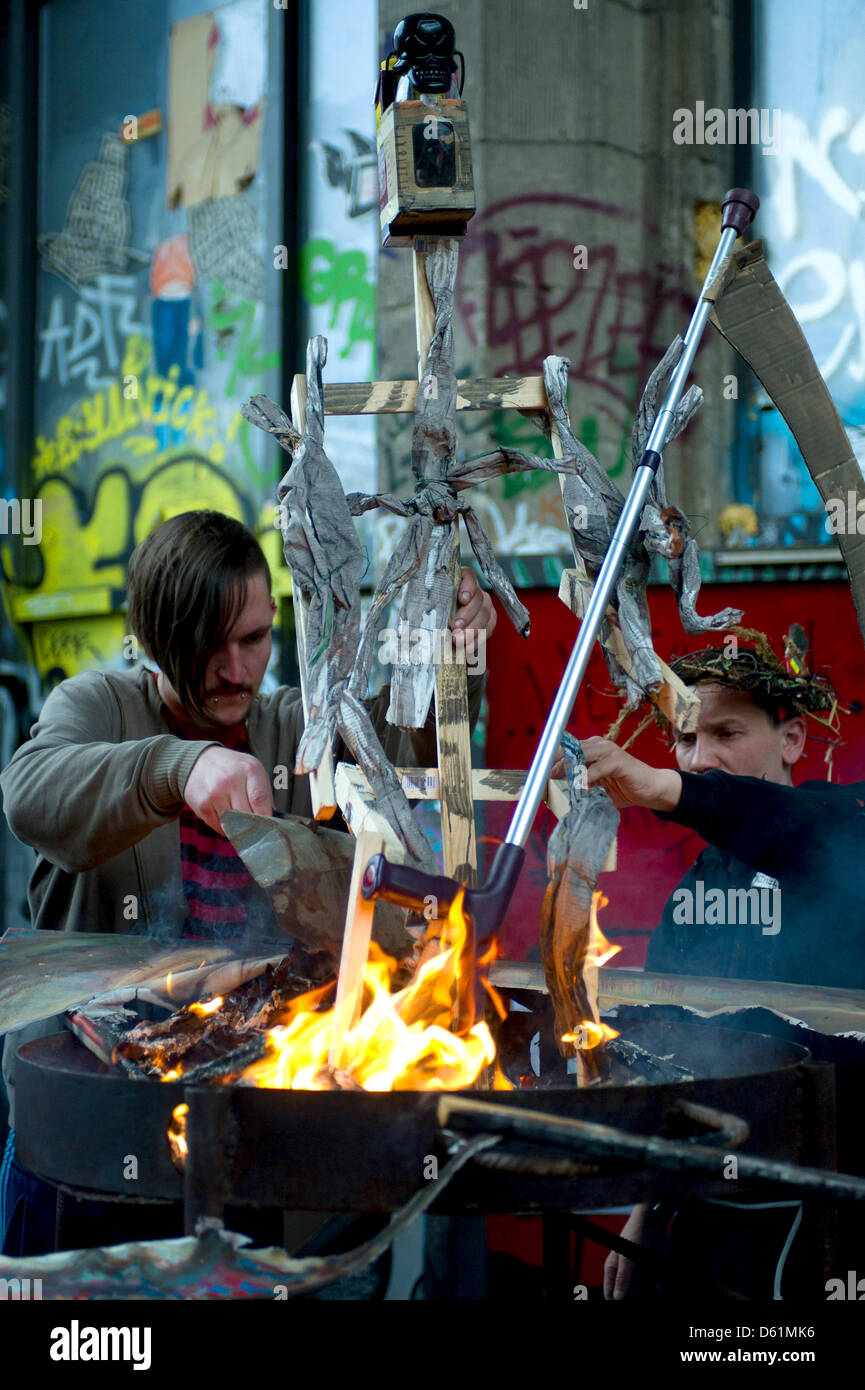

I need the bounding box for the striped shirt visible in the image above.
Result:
[156,677,254,940]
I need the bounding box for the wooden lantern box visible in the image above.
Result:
[377,99,475,248]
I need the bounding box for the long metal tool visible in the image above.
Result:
[362,188,759,940]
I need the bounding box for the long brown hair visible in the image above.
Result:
[127,511,271,721]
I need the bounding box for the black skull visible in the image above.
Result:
[390,13,462,95]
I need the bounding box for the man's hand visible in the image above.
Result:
[582,736,681,811]
[451,566,497,659]
[183,746,274,835]
[604,1203,650,1301]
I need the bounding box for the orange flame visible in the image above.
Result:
[563,890,621,1052]
[168,1102,188,1169]
[190,995,223,1017]
[143,891,508,1093]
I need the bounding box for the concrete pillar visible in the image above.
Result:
[376,0,740,558]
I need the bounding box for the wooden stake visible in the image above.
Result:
[289,373,338,819]
[328,827,390,1069]
[411,239,478,888]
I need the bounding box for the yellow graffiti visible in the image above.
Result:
[31,335,241,480]
[36,472,130,591]
[31,615,128,684]
[134,461,244,545]
[4,457,246,612]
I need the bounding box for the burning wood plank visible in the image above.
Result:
[109,898,499,1094]
[540,736,619,1085]
[113,948,337,1082]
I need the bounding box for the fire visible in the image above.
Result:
[237,890,510,1092]
[189,995,223,1017]
[562,890,621,1054]
[585,891,621,968]
[168,1102,188,1169]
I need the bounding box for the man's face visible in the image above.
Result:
[194,572,275,728]
[673,683,806,785]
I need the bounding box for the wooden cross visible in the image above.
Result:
[287,237,603,1059]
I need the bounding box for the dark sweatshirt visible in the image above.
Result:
[646,770,865,988]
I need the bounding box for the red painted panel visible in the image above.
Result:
[483,581,865,963]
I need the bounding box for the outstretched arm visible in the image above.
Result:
[579,735,851,878]
[0,672,221,870]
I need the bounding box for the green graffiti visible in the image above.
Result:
[209,282,280,397]
[578,415,630,479]
[543,554,564,586]
[300,238,375,360]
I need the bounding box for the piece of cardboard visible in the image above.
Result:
[711,240,865,650]
[167,9,263,210]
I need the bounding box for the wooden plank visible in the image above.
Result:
[334,763,409,855]
[490,961,865,1036]
[412,244,436,380]
[328,828,387,1070]
[288,372,337,819]
[340,764,527,801]
[320,376,549,415]
[434,539,478,887]
[339,764,616,869]
[411,241,478,890]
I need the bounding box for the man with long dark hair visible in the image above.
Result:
[2,509,495,940]
[0,509,496,1255]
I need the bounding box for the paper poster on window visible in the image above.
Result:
[167,0,265,210]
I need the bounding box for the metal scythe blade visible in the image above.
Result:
[710,239,865,651]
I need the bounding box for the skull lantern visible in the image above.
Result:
[389,13,465,100]
[375,11,474,247]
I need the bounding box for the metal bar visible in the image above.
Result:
[505,218,742,850]
[438,1094,865,1203]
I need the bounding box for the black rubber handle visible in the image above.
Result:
[361,855,460,914]
[721,188,759,234]
[362,841,526,941]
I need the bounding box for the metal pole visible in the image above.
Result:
[362,190,758,936]
[506,203,753,850]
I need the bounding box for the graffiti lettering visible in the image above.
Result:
[300,237,375,360]
[38,275,147,392]
[457,195,690,410]
[768,107,865,387]
[209,280,280,397]
[32,338,226,479]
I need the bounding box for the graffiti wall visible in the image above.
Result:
[750,0,865,547]
[376,188,697,567]
[1,0,283,687]
[300,0,377,508]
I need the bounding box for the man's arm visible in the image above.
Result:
[654,768,854,877]
[580,735,854,877]
[0,671,218,872]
